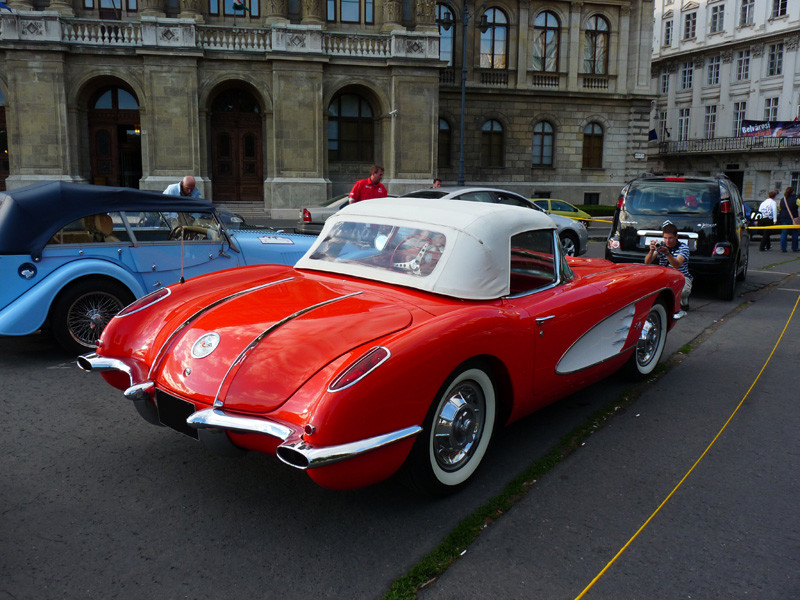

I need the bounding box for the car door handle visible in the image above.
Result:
[536,315,556,326]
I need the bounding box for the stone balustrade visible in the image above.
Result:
[0,12,439,59]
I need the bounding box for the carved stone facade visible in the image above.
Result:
[651,0,800,201]
[0,0,658,214]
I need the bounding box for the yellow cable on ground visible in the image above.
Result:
[574,287,800,600]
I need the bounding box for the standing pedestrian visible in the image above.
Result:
[164,175,202,198]
[757,190,778,251]
[348,165,387,204]
[778,186,799,252]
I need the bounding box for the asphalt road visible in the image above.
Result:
[2,240,799,599]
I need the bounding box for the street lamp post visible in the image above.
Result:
[440,4,488,186]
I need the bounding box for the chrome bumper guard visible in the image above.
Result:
[188,408,421,470]
[77,352,134,387]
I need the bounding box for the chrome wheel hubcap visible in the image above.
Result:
[433,382,485,471]
[637,312,662,367]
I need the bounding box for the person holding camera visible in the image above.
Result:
[645,222,692,313]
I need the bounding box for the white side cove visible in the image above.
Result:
[556,303,636,374]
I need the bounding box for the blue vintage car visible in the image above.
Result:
[0,181,315,353]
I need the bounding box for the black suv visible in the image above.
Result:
[605,175,749,300]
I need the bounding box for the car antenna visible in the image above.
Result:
[180,225,185,283]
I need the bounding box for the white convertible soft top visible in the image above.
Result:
[295,197,557,300]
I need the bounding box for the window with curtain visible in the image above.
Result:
[532,11,559,73]
[480,8,508,69]
[532,121,554,166]
[583,15,609,75]
[481,120,504,167]
[327,93,374,162]
[707,56,720,85]
[704,105,717,139]
[678,108,690,141]
[733,101,746,137]
[581,123,603,169]
[740,0,754,25]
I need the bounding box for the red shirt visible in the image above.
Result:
[349,177,388,203]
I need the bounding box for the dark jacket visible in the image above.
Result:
[777,194,799,222]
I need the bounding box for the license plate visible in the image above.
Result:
[156,390,199,439]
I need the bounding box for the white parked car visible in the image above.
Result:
[400,187,588,256]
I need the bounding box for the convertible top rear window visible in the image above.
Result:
[310,221,447,277]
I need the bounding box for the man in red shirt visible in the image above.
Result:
[348,165,388,204]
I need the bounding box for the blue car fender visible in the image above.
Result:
[0,258,146,336]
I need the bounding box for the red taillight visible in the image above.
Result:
[117,287,171,317]
[617,195,625,210]
[328,347,390,392]
[720,199,732,213]
[302,208,312,223]
[664,177,686,181]
[713,244,731,256]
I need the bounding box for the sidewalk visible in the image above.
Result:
[418,256,800,598]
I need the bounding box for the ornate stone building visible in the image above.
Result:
[651,0,800,202]
[0,0,655,216]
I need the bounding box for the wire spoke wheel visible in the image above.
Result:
[66,291,125,347]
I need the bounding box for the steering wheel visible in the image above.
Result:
[391,234,443,276]
[169,225,207,241]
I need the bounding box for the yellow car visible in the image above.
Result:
[532,198,592,224]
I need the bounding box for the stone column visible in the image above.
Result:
[179,0,204,23]
[140,0,166,18]
[47,0,75,17]
[301,0,324,26]
[567,1,583,89]
[381,0,404,33]
[7,0,34,10]
[263,0,289,25]
[414,0,436,32]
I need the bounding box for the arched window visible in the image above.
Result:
[582,123,603,169]
[532,121,554,166]
[480,8,508,69]
[437,4,455,67]
[532,11,559,72]
[584,15,610,75]
[328,93,374,162]
[481,119,504,167]
[438,118,452,168]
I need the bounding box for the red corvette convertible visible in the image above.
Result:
[79,198,685,493]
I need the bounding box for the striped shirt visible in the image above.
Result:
[658,241,692,280]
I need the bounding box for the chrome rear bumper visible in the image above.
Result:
[188,407,420,470]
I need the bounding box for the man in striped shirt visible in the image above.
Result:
[645,222,692,312]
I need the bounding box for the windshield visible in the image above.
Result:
[625,182,719,216]
[310,220,447,277]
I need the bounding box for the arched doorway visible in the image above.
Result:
[210,88,263,203]
[88,85,142,188]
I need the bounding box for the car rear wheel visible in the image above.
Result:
[402,363,496,495]
[51,279,134,354]
[560,232,579,256]
[623,303,667,379]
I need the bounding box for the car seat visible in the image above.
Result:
[89,214,119,242]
